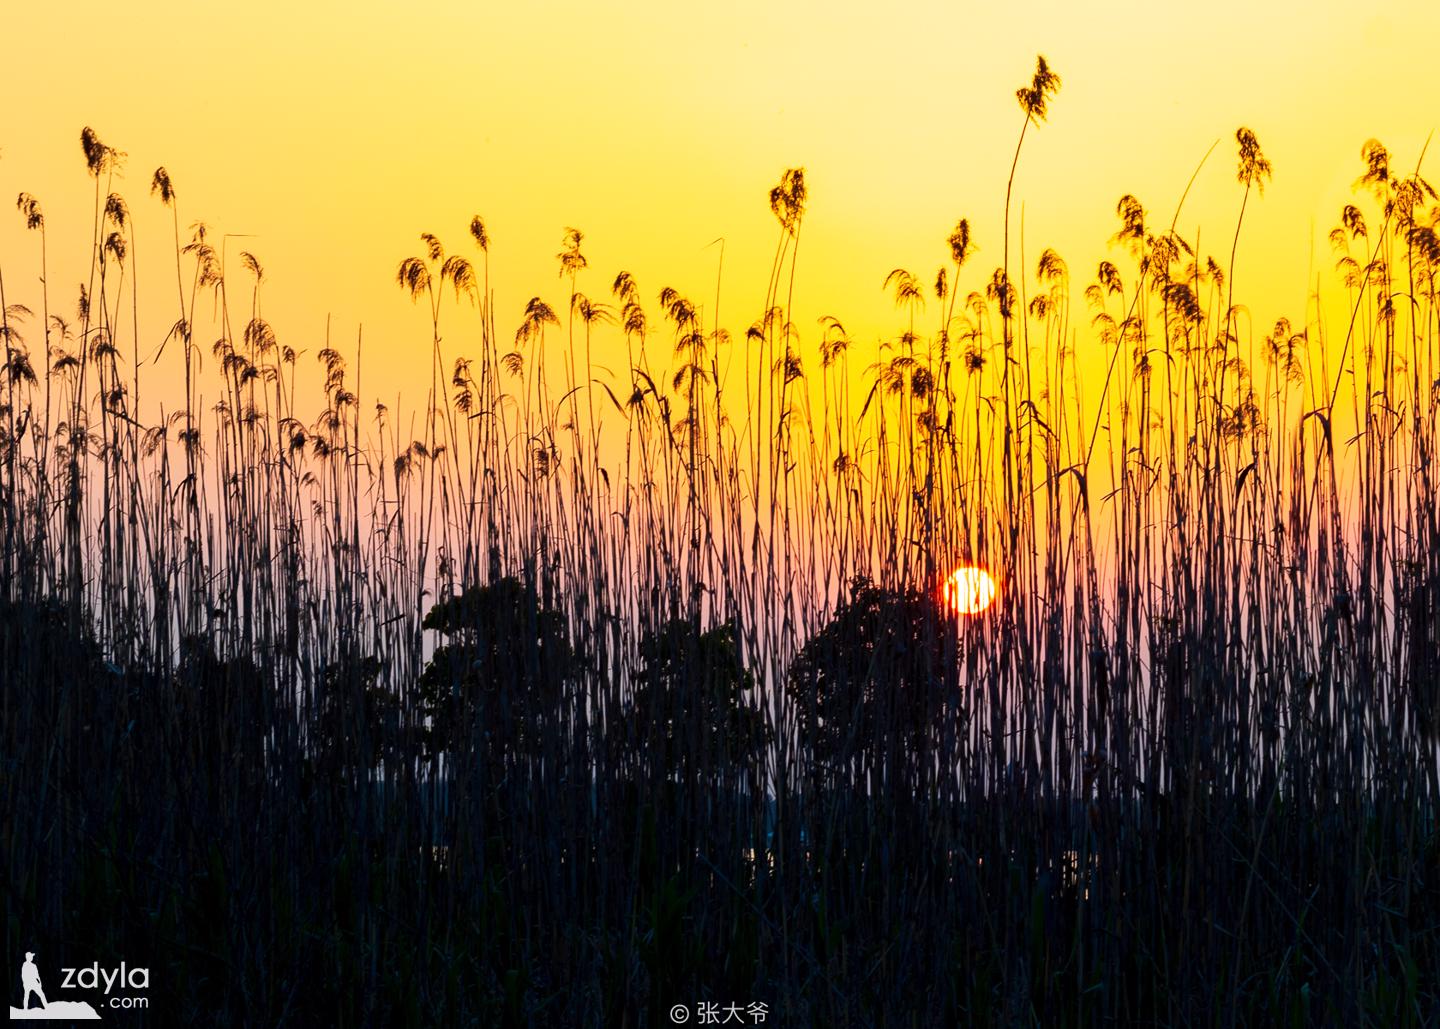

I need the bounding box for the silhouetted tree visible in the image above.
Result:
[611,618,767,787]
[787,578,959,791]
[417,577,578,764]
[311,653,401,772]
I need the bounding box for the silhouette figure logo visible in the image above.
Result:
[9,953,99,1021]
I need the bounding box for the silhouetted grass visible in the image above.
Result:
[2,61,1437,1027]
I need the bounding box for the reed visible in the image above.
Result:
[1,67,1437,1026]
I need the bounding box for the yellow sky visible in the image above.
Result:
[1,0,1436,413]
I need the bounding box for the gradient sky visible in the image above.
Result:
[1,0,1436,412]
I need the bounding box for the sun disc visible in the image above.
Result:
[944,566,997,616]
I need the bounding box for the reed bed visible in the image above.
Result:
[2,62,1437,1026]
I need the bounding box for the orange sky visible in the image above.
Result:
[1,0,1436,415]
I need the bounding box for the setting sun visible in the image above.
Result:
[944,567,998,616]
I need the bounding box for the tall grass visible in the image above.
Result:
[2,64,1437,1026]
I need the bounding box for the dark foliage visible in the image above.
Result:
[417,576,578,760]
[787,578,960,789]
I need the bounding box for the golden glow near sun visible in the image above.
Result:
[945,567,997,617]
